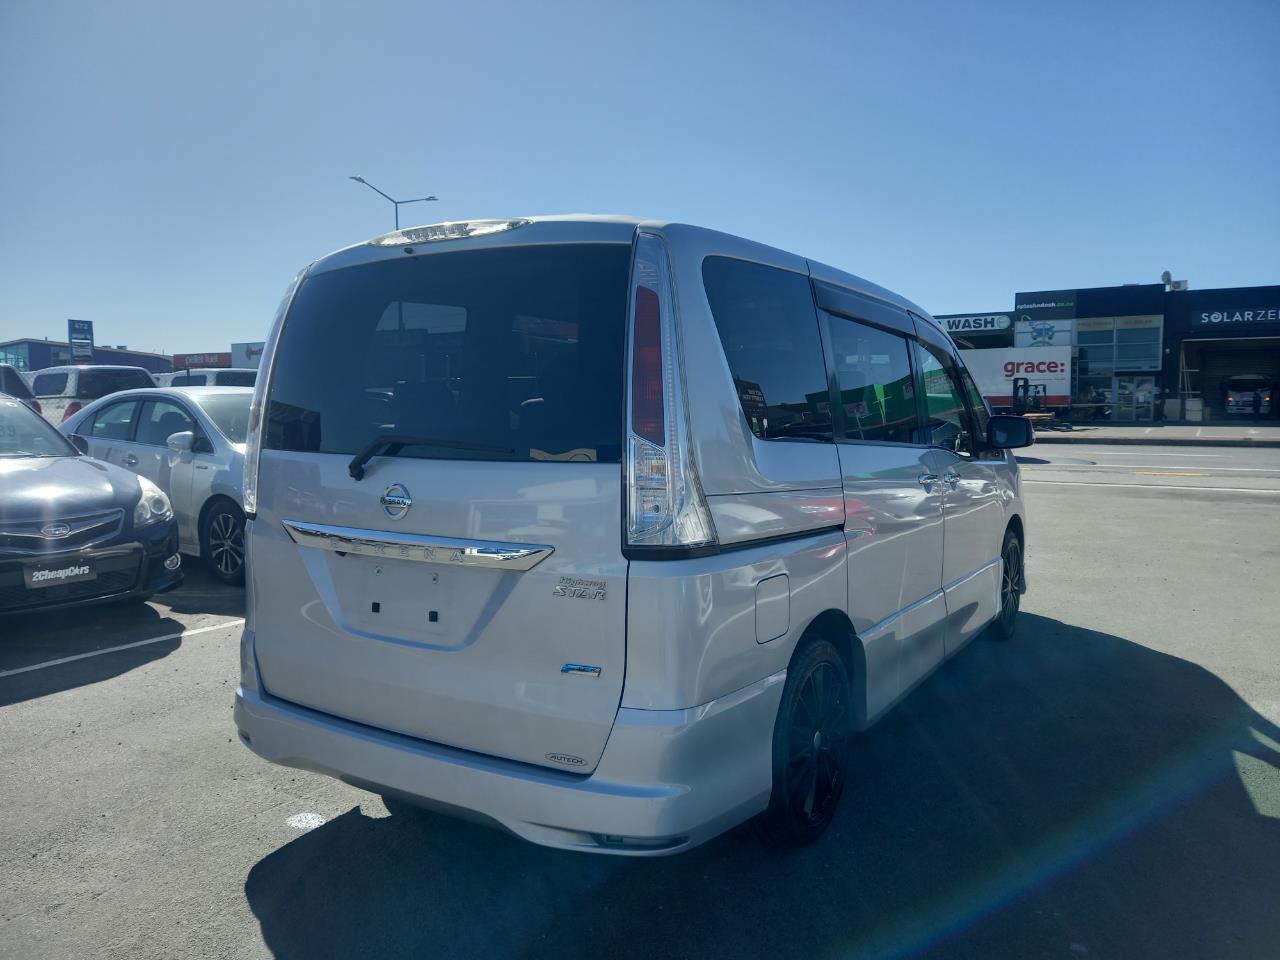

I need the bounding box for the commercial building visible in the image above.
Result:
[0,338,171,375]
[942,281,1279,422]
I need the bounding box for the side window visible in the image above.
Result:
[135,400,197,446]
[702,257,832,441]
[825,315,917,443]
[88,400,140,440]
[913,341,974,453]
[32,372,69,397]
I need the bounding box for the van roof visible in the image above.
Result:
[306,214,936,326]
[34,364,152,374]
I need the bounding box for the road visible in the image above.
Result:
[2,446,1279,960]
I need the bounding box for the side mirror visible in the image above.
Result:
[69,434,89,455]
[166,430,195,453]
[987,414,1034,449]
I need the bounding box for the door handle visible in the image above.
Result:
[943,471,961,488]
[123,454,138,466]
[917,473,940,489]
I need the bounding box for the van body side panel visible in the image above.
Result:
[929,447,1005,652]
[622,530,846,710]
[707,489,843,545]
[837,442,947,704]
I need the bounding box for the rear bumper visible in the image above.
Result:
[235,635,784,855]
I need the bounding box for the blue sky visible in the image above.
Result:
[1,0,1277,355]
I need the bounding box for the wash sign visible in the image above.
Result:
[962,346,1072,406]
[939,314,1011,334]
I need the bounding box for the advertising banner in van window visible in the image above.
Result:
[67,319,94,362]
[962,346,1072,407]
[232,341,266,368]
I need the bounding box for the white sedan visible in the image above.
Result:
[61,387,252,584]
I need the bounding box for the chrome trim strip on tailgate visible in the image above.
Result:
[280,519,554,571]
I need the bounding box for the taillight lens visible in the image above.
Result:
[631,286,665,445]
[62,401,81,421]
[624,232,715,552]
[243,267,307,517]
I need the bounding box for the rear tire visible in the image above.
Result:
[992,528,1023,641]
[756,638,852,849]
[200,500,246,585]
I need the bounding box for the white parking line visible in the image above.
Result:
[1024,479,1280,494]
[0,619,245,679]
[1078,451,1226,458]
[1032,464,1280,472]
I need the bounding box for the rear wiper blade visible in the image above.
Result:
[348,434,516,480]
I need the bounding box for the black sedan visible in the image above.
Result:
[0,396,183,615]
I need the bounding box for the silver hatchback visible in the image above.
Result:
[234,216,1032,854]
[61,386,252,583]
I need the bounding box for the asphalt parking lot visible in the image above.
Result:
[3,444,1279,960]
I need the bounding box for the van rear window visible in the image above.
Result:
[265,244,630,463]
[32,373,69,397]
[77,369,154,399]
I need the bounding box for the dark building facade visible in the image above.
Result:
[0,338,172,375]
[944,281,1279,422]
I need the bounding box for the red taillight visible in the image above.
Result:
[631,285,665,445]
[62,401,82,422]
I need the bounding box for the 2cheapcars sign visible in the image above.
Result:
[962,346,1072,406]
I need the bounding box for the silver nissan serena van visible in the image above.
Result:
[234,216,1033,855]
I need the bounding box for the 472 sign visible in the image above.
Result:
[67,319,94,362]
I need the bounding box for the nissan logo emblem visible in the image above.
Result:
[380,484,412,520]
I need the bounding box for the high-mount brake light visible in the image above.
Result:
[368,219,532,246]
[624,233,716,553]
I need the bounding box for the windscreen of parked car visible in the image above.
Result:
[77,369,154,399]
[214,371,256,387]
[1226,377,1269,392]
[1,367,35,400]
[0,398,74,457]
[196,393,252,443]
[265,244,630,463]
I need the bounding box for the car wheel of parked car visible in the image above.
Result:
[992,529,1022,640]
[201,501,246,585]
[757,637,852,848]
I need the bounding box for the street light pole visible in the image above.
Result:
[348,176,438,229]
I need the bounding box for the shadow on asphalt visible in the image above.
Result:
[154,563,245,619]
[0,564,241,707]
[244,614,1280,960]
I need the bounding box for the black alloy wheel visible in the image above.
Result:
[993,529,1022,640]
[757,638,852,848]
